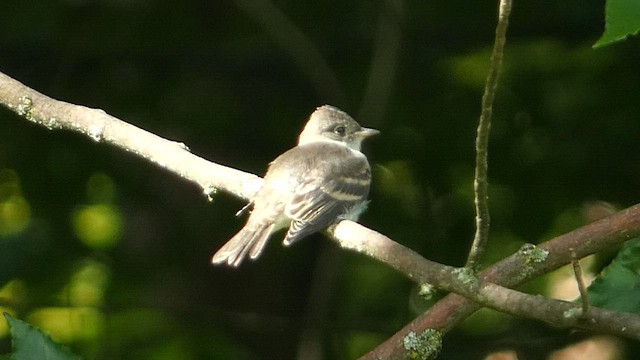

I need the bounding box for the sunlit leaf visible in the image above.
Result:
[594,0,640,47]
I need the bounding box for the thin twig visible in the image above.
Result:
[466,0,513,270]
[232,0,345,103]
[572,258,590,315]
[357,0,404,126]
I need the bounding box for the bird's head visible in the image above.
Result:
[298,105,379,151]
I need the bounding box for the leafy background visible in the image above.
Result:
[1,0,639,359]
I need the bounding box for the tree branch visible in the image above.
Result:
[3,69,640,359]
[0,71,263,202]
[333,220,640,343]
[358,203,640,358]
[466,0,512,269]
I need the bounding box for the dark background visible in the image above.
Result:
[1,0,639,359]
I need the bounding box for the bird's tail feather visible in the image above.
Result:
[211,223,274,267]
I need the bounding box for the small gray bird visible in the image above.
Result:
[211,105,378,267]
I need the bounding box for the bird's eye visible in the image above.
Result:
[334,125,346,136]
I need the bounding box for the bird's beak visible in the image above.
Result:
[356,127,380,138]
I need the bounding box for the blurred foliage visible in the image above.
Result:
[0,169,31,236]
[1,0,640,359]
[72,173,123,249]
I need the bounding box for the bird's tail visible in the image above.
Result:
[211,223,274,267]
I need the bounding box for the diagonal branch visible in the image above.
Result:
[3,69,640,359]
[335,217,640,354]
[357,203,640,358]
[0,71,264,202]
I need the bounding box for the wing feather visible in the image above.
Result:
[283,148,371,245]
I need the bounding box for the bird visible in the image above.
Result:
[211,105,379,267]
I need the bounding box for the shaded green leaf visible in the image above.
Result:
[3,313,81,360]
[588,238,640,313]
[594,0,640,47]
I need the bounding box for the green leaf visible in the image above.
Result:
[587,238,640,313]
[594,0,640,48]
[3,313,81,360]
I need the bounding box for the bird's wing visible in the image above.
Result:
[283,153,371,245]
